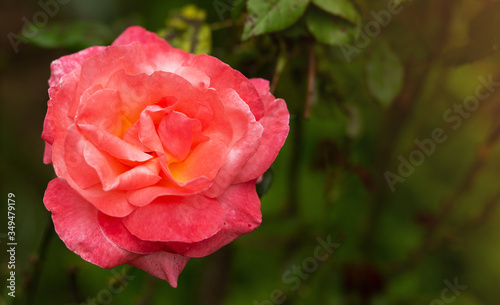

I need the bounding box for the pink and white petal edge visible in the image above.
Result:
[49,46,105,87]
[235,79,290,183]
[43,178,138,268]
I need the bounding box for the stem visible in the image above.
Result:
[68,267,82,304]
[210,19,236,31]
[304,40,316,119]
[25,219,54,305]
[137,275,157,305]
[196,246,233,305]
[270,37,288,94]
[286,115,302,217]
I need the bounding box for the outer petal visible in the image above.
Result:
[98,213,192,255]
[50,131,70,180]
[43,143,53,164]
[235,79,290,183]
[42,70,81,164]
[129,252,190,288]
[183,54,265,120]
[49,46,105,87]
[98,212,161,254]
[122,195,225,243]
[202,89,263,198]
[43,178,138,268]
[112,26,192,73]
[181,181,262,257]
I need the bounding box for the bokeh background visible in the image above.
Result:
[2,0,500,304]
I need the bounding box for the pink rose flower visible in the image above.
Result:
[42,26,289,287]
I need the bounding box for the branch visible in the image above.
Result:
[25,218,54,305]
[304,40,316,119]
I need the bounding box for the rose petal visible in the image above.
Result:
[98,212,160,254]
[182,181,262,257]
[158,111,207,161]
[174,66,210,89]
[121,121,151,152]
[43,143,53,164]
[49,46,105,87]
[83,141,162,191]
[78,124,153,162]
[78,184,136,217]
[135,106,173,154]
[235,79,290,182]
[121,95,178,153]
[98,213,193,256]
[183,54,265,120]
[193,101,213,131]
[107,160,162,191]
[73,43,156,118]
[122,195,225,243]
[105,70,186,123]
[112,26,192,73]
[125,173,212,207]
[202,89,263,198]
[50,132,69,180]
[43,178,138,268]
[190,88,233,144]
[112,26,167,46]
[42,70,81,163]
[129,252,189,288]
[166,139,228,185]
[75,88,123,136]
[64,124,100,190]
[51,127,136,217]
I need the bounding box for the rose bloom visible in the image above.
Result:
[42,26,289,287]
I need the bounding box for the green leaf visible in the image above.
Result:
[231,0,247,21]
[242,0,310,40]
[305,6,356,45]
[23,21,113,49]
[365,41,404,107]
[158,5,211,55]
[312,0,360,25]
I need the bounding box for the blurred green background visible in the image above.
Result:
[2,0,500,304]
